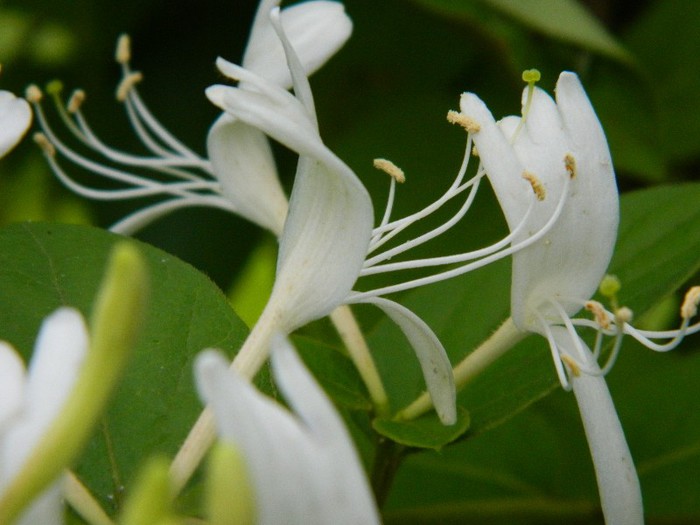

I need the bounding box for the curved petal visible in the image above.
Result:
[0,343,25,437]
[195,341,379,525]
[1,309,88,481]
[0,91,32,158]
[243,0,352,89]
[361,297,456,424]
[459,93,530,227]
[271,155,373,331]
[552,326,643,525]
[207,115,288,235]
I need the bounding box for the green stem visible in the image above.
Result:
[64,471,115,525]
[330,305,390,417]
[370,437,405,509]
[395,317,526,421]
[169,306,278,494]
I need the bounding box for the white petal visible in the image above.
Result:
[271,155,373,331]
[243,0,352,89]
[207,114,288,235]
[195,343,379,525]
[513,73,618,328]
[0,342,25,436]
[459,93,530,228]
[552,326,643,525]
[0,91,32,158]
[360,297,456,425]
[15,480,63,525]
[2,308,88,480]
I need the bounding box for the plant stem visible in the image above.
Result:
[395,317,526,421]
[64,471,114,525]
[370,437,405,508]
[330,305,390,417]
[169,307,278,494]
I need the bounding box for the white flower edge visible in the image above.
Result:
[0,91,32,158]
[195,335,380,525]
[0,307,89,525]
[552,327,643,525]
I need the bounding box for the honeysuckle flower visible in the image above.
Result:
[195,335,380,525]
[0,308,88,525]
[0,66,32,158]
[29,0,352,235]
[456,70,699,524]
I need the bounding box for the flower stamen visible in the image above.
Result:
[522,170,546,201]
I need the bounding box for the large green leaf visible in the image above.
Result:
[0,222,248,515]
[412,0,632,64]
[366,183,700,449]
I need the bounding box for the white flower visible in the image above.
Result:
[195,335,380,525]
[206,10,459,424]
[0,308,88,525]
[29,0,352,235]
[459,71,642,524]
[458,70,698,524]
[0,67,32,158]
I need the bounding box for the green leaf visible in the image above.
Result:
[373,408,470,450]
[0,222,248,515]
[412,0,632,64]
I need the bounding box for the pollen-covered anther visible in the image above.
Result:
[116,71,143,102]
[33,132,56,157]
[116,34,131,64]
[561,354,581,377]
[522,171,546,201]
[25,84,43,104]
[585,300,610,329]
[373,158,405,183]
[681,286,700,319]
[615,306,633,325]
[447,110,481,134]
[68,89,86,113]
[564,153,577,179]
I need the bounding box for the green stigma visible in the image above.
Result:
[522,68,541,85]
[45,79,64,96]
[600,274,621,299]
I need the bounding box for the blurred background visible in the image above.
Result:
[2,0,698,291]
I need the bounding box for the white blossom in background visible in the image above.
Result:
[29,0,352,235]
[0,308,88,525]
[459,70,700,524]
[195,335,380,525]
[0,66,32,158]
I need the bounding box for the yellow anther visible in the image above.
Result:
[522,68,541,85]
[33,133,56,157]
[599,274,621,299]
[522,171,545,201]
[585,300,610,330]
[116,71,143,102]
[25,84,43,103]
[564,153,577,179]
[373,158,405,183]
[67,90,86,113]
[561,354,581,377]
[615,306,633,324]
[116,34,131,64]
[447,110,481,133]
[472,145,479,157]
[681,286,700,319]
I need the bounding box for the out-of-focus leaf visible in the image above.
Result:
[0,222,248,515]
[227,238,276,327]
[624,0,700,163]
[373,408,470,450]
[412,0,632,64]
